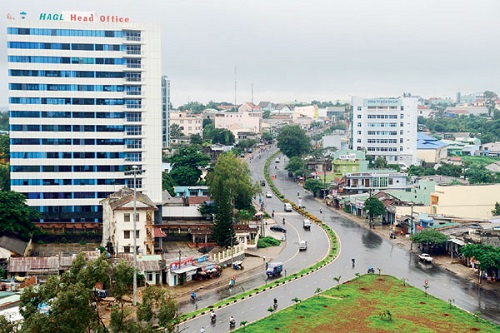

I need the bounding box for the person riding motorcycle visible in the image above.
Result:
[191,291,197,301]
[210,310,216,322]
[273,297,278,309]
[229,316,236,328]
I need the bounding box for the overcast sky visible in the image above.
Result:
[2,0,500,107]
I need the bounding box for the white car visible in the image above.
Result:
[418,253,433,263]
[265,191,272,198]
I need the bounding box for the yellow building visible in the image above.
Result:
[430,184,500,219]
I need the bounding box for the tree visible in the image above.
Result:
[207,152,259,212]
[208,152,258,247]
[0,191,40,238]
[262,110,271,119]
[190,133,203,145]
[170,123,183,139]
[0,164,10,191]
[162,171,175,196]
[285,156,306,176]
[410,229,448,254]
[492,202,500,216]
[291,297,301,309]
[198,201,215,220]
[276,125,311,158]
[0,112,8,131]
[0,134,9,162]
[373,157,388,169]
[202,118,213,128]
[303,178,323,197]
[261,131,273,143]
[15,253,179,333]
[168,145,210,186]
[212,128,235,145]
[363,196,385,229]
[460,244,500,277]
[333,276,342,290]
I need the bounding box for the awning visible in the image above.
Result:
[449,238,465,246]
[170,265,198,274]
[154,228,166,238]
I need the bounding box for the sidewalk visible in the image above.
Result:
[164,228,285,306]
[330,205,499,290]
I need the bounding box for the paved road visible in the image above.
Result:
[180,149,500,332]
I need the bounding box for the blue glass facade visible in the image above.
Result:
[7,20,149,224]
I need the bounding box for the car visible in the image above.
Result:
[240,152,245,157]
[275,158,280,163]
[270,225,286,233]
[265,191,272,198]
[260,180,266,186]
[298,240,307,251]
[418,253,433,263]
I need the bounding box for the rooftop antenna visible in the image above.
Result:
[234,65,237,112]
[251,83,254,104]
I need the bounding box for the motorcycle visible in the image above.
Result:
[229,318,236,329]
[367,266,375,274]
[210,314,216,324]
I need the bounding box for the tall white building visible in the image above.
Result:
[161,75,170,148]
[7,11,163,223]
[351,97,418,167]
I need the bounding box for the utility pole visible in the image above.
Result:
[132,165,138,306]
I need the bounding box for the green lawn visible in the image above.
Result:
[235,274,500,333]
[462,155,500,166]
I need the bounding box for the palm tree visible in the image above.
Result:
[291,297,301,309]
[333,276,342,290]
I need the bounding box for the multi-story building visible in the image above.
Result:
[169,111,203,138]
[162,75,171,148]
[7,11,163,224]
[351,97,418,167]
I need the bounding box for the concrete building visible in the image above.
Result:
[7,11,163,224]
[430,184,500,219]
[100,187,159,256]
[339,171,409,195]
[169,111,203,137]
[416,132,448,164]
[213,111,262,134]
[331,148,368,180]
[351,97,418,167]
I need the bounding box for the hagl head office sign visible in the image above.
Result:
[39,11,130,23]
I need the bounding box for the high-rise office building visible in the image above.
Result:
[7,11,163,223]
[351,97,418,167]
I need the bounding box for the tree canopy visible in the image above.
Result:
[276,125,311,158]
[0,164,10,191]
[0,134,9,162]
[460,243,500,272]
[168,145,210,186]
[285,156,306,176]
[303,178,323,196]
[410,229,448,254]
[207,152,258,246]
[169,123,183,139]
[363,196,385,221]
[0,191,39,238]
[9,252,179,333]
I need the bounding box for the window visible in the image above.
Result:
[357,131,362,135]
[400,106,404,111]
[357,123,362,127]
[400,114,404,119]
[124,213,130,222]
[357,106,362,111]
[357,139,361,143]
[357,115,361,119]
[123,246,131,253]
[124,230,130,239]
[135,230,140,238]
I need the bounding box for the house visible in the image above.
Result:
[482,142,500,157]
[417,105,433,118]
[339,171,409,195]
[271,104,292,114]
[100,188,159,256]
[175,186,209,198]
[416,132,448,164]
[238,102,261,113]
[330,148,368,180]
[213,111,262,134]
[258,101,274,111]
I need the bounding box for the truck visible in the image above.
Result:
[303,219,311,230]
[266,262,283,278]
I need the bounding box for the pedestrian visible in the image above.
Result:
[263,255,266,262]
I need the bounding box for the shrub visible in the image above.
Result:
[258,236,281,248]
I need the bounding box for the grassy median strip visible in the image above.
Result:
[234,274,500,333]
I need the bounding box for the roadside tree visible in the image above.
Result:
[285,156,306,176]
[277,125,311,158]
[169,123,183,139]
[410,229,448,254]
[363,196,385,228]
[0,164,10,191]
[492,202,500,216]
[303,178,323,197]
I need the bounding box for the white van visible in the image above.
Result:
[284,203,292,212]
[299,240,307,251]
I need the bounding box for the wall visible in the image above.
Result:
[431,184,500,219]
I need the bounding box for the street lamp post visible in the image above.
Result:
[230,228,234,265]
[132,165,138,306]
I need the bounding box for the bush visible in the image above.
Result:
[258,236,281,248]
